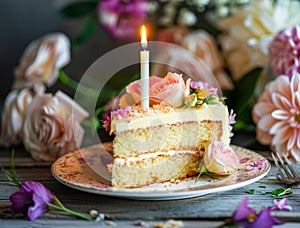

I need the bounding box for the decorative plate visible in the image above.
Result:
[51,143,270,200]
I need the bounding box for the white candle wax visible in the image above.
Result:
[140,25,149,109]
[140,49,149,108]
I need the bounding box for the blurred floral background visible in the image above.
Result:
[2,0,300,162]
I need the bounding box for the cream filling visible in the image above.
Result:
[111,103,228,134]
[114,150,197,166]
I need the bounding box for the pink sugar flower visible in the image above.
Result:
[252,73,300,161]
[270,26,300,77]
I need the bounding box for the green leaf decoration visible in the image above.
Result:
[258,185,266,189]
[261,187,292,198]
[60,0,98,18]
[73,14,98,48]
[245,189,255,194]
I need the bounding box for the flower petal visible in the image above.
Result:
[27,193,49,221]
[272,93,292,111]
[271,110,290,120]
[257,115,276,131]
[9,191,33,213]
[232,197,256,221]
[252,208,284,228]
[287,129,298,150]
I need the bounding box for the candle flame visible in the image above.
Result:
[141,25,148,50]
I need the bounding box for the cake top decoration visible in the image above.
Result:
[119,72,223,109]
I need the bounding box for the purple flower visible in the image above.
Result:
[97,0,149,40]
[270,26,300,78]
[232,197,284,228]
[246,158,267,170]
[9,181,54,221]
[190,80,218,94]
[273,198,293,211]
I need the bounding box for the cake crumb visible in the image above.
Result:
[153,219,184,228]
[106,221,117,226]
[134,220,150,227]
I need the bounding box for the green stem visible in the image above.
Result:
[47,197,92,221]
[58,69,98,98]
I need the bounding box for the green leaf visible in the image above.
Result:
[60,1,98,18]
[234,67,262,116]
[73,14,98,48]
[245,189,255,194]
[0,149,21,187]
[258,185,266,189]
[266,187,293,199]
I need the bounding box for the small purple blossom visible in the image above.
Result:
[273,198,293,211]
[10,181,54,221]
[270,26,300,78]
[97,0,149,40]
[232,197,284,228]
[101,113,111,133]
[246,158,267,170]
[190,80,218,95]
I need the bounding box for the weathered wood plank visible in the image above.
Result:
[1,145,300,225]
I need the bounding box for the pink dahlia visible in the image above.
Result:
[252,73,300,161]
[270,26,300,77]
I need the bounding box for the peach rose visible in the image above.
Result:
[155,27,190,44]
[201,141,240,176]
[22,91,89,161]
[119,72,189,107]
[0,86,44,146]
[152,30,233,90]
[13,33,70,89]
[182,31,233,90]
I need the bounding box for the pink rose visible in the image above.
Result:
[0,86,44,146]
[13,33,70,89]
[155,27,190,44]
[202,141,240,175]
[119,72,188,107]
[22,91,89,161]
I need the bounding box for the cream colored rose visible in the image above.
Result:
[13,33,70,89]
[120,72,189,107]
[1,88,35,146]
[216,0,300,81]
[202,141,240,175]
[22,91,89,161]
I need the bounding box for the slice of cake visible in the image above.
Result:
[107,73,231,188]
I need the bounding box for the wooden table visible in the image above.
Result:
[1,142,300,228]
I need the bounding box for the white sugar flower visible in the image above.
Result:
[217,0,300,81]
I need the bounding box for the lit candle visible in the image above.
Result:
[140,25,149,109]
